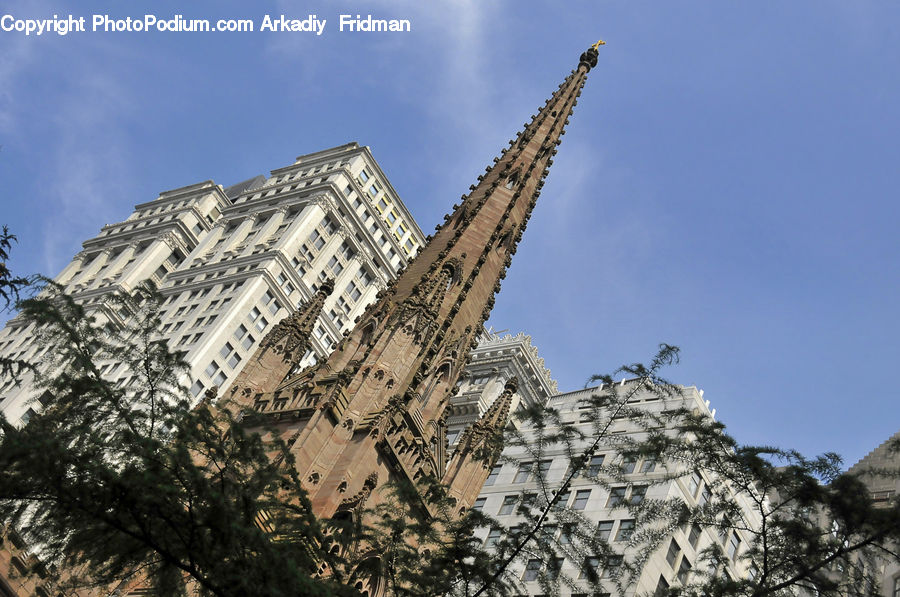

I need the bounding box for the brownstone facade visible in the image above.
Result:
[230,45,601,521]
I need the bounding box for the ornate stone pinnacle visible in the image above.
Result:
[317,278,335,296]
[579,43,602,71]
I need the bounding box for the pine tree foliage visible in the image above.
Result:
[0,282,351,596]
[0,226,35,380]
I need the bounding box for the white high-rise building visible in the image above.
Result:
[0,142,425,424]
[474,382,761,596]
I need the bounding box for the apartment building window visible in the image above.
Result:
[190,380,204,397]
[484,528,502,548]
[607,487,626,508]
[484,464,502,486]
[308,229,326,250]
[677,557,692,585]
[276,273,295,294]
[345,280,362,301]
[204,361,226,387]
[513,463,530,484]
[654,576,670,597]
[320,217,336,235]
[727,534,741,560]
[698,486,711,507]
[579,557,600,581]
[336,297,352,315]
[219,342,242,369]
[572,489,591,510]
[472,498,486,511]
[248,307,268,332]
[404,238,415,253]
[558,523,574,546]
[523,559,542,582]
[327,255,344,276]
[357,168,370,184]
[356,267,373,287]
[630,485,648,505]
[688,524,702,548]
[518,493,536,514]
[234,324,255,350]
[602,556,623,579]
[290,257,307,277]
[615,519,635,542]
[498,495,517,515]
[339,242,355,261]
[665,539,681,567]
[395,222,408,239]
[687,472,702,497]
[587,454,605,477]
[376,197,389,212]
[640,458,657,473]
[554,490,570,509]
[621,456,637,474]
[597,520,614,541]
[367,182,381,199]
[385,210,397,225]
[262,291,281,315]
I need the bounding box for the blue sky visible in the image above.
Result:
[1,0,898,467]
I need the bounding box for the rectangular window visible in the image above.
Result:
[677,557,692,585]
[579,557,600,581]
[513,463,531,484]
[484,528,502,548]
[518,493,536,515]
[308,229,326,250]
[688,524,702,548]
[472,498,486,511]
[607,487,626,508]
[728,534,741,559]
[587,454,605,477]
[559,524,573,545]
[601,555,623,578]
[572,489,591,510]
[554,490,570,509]
[698,486,711,507]
[523,559,542,582]
[205,361,219,378]
[654,576,670,597]
[640,458,657,473]
[547,557,563,581]
[615,519,635,542]
[630,485,648,505]
[328,255,344,276]
[596,520,613,541]
[621,457,637,474]
[498,495,517,516]
[666,538,681,567]
[346,280,362,301]
[357,168,370,183]
[688,472,701,497]
[190,380,204,397]
[484,464,503,485]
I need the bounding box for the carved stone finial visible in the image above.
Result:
[503,376,519,395]
[579,43,601,71]
[318,278,335,297]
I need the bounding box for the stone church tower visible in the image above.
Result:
[227,44,603,520]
